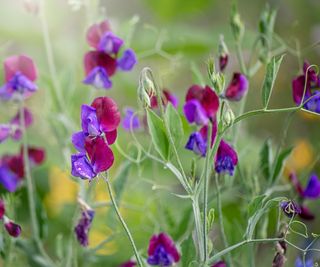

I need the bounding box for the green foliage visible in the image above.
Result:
[165,103,184,149]
[270,147,293,184]
[259,139,272,180]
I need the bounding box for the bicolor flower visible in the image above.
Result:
[290,173,320,199]
[147,232,180,266]
[225,73,249,101]
[122,107,140,131]
[212,261,226,267]
[0,146,45,192]
[0,108,33,143]
[83,20,137,89]
[184,85,219,125]
[150,89,179,110]
[292,61,320,113]
[3,216,21,238]
[280,200,301,218]
[71,97,120,180]
[119,261,136,267]
[74,208,95,247]
[215,140,238,176]
[295,257,314,267]
[0,55,38,100]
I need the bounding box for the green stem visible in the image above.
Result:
[103,175,143,267]
[19,102,54,266]
[202,122,213,262]
[215,174,233,267]
[192,197,204,262]
[235,43,247,75]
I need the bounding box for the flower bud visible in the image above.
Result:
[218,35,229,72]
[138,69,156,108]
[222,103,235,128]
[259,4,276,48]
[207,59,225,94]
[4,217,21,237]
[230,3,245,42]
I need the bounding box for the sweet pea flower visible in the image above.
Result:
[295,257,314,267]
[74,202,95,247]
[83,20,137,90]
[212,261,226,267]
[184,85,219,125]
[280,200,301,218]
[119,261,136,267]
[292,61,320,113]
[0,55,38,100]
[0,146,45,192]
[147,232,180,266]
[71,97,120,180]
[0,199,5,220]
[150,89,179,110]
[122,107,140,131]
[225,73,249,101]
[0,108,33,143]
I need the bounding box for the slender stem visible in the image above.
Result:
[235,43,247,75]
[202,122,213,262]
[192,197,204,262]
[215,174,233,267]
[19,102,54,266]
[103,175,143,267]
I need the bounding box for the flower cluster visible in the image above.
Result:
[0,55,38,100]
[71,97,120,179]
[83,20,137,90]
[0,199,21,238]
[292,61,320,113]
[184,85,238,175]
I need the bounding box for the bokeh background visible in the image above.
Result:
[0,0,319,266]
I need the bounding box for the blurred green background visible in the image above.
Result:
[0,0,319,266]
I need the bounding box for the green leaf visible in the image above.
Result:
[270,147,293,183]
[147,109,170,160]
[113,160,132,201]
[259,139,272,180]
[173,206,193,240]
[261,55,284,108]
[289,220,309,238]
[181,236,196,267]
[206,208,215,232]
[165,103,184,148]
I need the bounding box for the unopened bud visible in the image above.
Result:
[3,216,21,238]
[218,35,229,72]
[230,3,245,42]
[138,69,156,108]
[207,58,225,94]
[222,103,235,128]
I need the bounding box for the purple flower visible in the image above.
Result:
[4,217,21,238]
[0,165,20,192]
[295,257,313,267]
[303,174,320,199]
[185,132,207,156]
[71,97,120,180]
[74,209,95,246]
[150,89,179,110]
[280,200,301,218]
[225,73,249,101]
[184,85,219,124]
[0,55,38,100]
[119,261,136,267]
[292,61,320,113]
[122,108,140,131]
[83,20,137,90]
[212,261,226,267]
[215,140,238,176]
[147,233,180,266]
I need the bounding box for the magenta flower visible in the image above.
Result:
[71,97,120,180]
[212,261,226,267]
[0,146,45,192]
[150,89,179,110]
[0,108,33,143]
[184,85,219,125]
[292,61,320,113]
[83,20,137,90]
[74,208,95,247]
[4,217,21,238]
[122,107,140,131]
[225,73,249,101]
[215,140,238,175]
[0,55,38,100]
[119,261,136,267]
[0,199,5,220]
[147,232,180,266]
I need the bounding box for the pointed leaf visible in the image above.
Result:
[270,147,293,183]
[165,103,184,148]
[261,55,284,108]
[259,139,272,180]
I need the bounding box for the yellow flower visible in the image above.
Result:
[44,166,78,217]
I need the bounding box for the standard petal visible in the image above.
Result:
[91,97,121,132]
[85,137,114,173]
[84,51,117,77]
[86,20,111,49]
[4,55,38,82]
[292,75,308,105]
[104,129,117,145]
